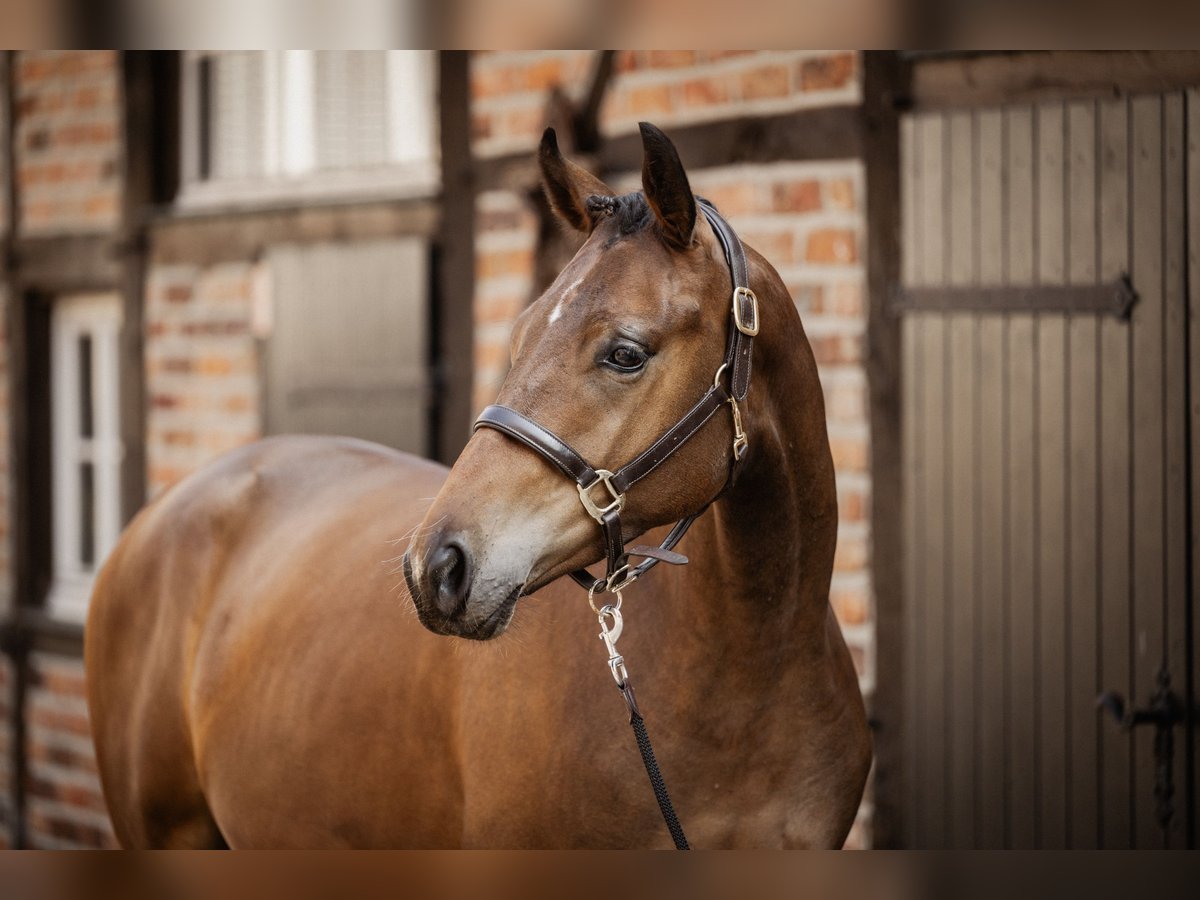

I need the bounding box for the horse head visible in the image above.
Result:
[404,123,744,639]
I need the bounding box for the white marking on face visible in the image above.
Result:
[548,277,584,325]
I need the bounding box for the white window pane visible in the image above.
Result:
[209,51,266,180]
[49,293,123,621]
[314,51,389,170]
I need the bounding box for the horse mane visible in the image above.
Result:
[587,191,715,245]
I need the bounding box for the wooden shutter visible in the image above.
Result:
[264,238,430,456]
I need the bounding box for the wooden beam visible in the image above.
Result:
[861,50,909,850]
[11,234,121,292]
[474,104,864,193]
[148,199,440,268]
[911,51,1200,111]
[433,51,475,464]
[894,277,1137,318]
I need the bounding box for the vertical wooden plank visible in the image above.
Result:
[1065,98,1100,848]
[1160,92,1188,849]
[899,112,923,848]
[1188,87,1200,853]
[1035,101,1069,849]
[975,107,1007,849]
[1098,96,1133,849]
[916,112,948,847]
[1188,87,1200,852]
[1005,105,1039,849]
[1130,94,1166,849]
[946,110,977,849]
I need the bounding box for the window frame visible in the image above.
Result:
[46,293,124,623]
[176,50,440,213]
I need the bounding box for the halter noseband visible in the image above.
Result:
[473,198,759,599]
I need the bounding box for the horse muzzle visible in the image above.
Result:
[402,532,519,641]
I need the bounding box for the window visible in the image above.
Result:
[179,51,438,209]
[48,294,123,621]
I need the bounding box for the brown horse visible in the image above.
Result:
[85,123,870,848]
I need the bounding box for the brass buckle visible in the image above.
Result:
[732,286,759,337]
[578,469,625,522]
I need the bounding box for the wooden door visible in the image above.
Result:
[898,93,1194,848]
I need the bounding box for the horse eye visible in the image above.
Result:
[605,344,648,372]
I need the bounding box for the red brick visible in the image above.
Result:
[806,228,858,264]
[838,487,866,522]
[799,53,855,92]
[828,379,865,421]
[811,333,862,366]
[772,179,821,213]
[524,58,565,90]
[54,122,118,146]
[829,432,869,472]
[699,182,756,216]
[471,65,519,100]
[628,84,673,117]
[196,355,236,376]
[32,668,87,698]
[476,293,526,326]
[740,65,790,101]
[28,706,92,738]
[828,282,864,316]
[501,106,543,140]
[827,177,856,211]
[739,229,794,265]
[477,248,533,279]
[681,77,730,108]
[645,51,696,69]
[614,51,640,73]
[165,284,192,303]
[831,583,869,626]
[475,338,510,372]
[705,51,755,62]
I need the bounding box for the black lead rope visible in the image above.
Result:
[619,681,690,849]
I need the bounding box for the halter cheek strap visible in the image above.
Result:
[473,198,758,596]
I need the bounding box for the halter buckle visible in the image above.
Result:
[732,286,759,337]
[578,469,625,522]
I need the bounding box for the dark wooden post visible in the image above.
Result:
[861,50,909,849]
[434,51,475,463]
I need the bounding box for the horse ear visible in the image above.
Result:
[639,122,696,251]
[538,128,614,232]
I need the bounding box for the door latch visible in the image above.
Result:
[1098,666,1198,832]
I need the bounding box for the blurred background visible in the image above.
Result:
[0,50,1197,850]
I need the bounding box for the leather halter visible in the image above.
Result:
[474,198,759,597]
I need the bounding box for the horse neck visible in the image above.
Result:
[662,265,838,661]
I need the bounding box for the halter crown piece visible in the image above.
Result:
[474,198,759,598]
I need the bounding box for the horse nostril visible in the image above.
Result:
[428,539,471,618]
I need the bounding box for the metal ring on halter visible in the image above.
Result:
[588,582,623,615]
[713,362,729,390]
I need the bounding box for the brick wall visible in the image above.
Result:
[471,51,858,158]
[0,50,127,848]
[469,51,873,847]
[144,263,262,499]
[24,654,116,848]
[13,51,122,235]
